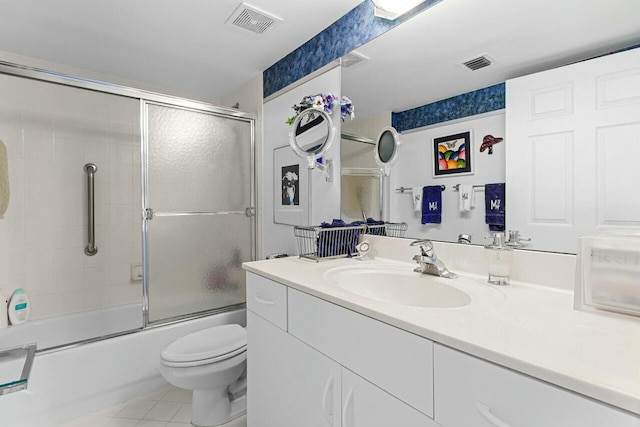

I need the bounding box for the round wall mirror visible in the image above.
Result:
[374,126,400,175]
[289,108,336,168]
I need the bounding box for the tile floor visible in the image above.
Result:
[58,385,247,427]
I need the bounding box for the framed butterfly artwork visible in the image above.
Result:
[432,130,473,177]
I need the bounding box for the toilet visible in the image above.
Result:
[159,324,247,427]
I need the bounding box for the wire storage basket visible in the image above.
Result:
[294,224,366,261]
[364,222,408,238]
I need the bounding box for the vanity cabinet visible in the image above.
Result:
[287,287,434,417]
[434,344,640,427]
[246,273,438,427]
[247,311,342,427]
[246,272,639,427]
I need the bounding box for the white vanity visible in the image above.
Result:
[243,237,640,427]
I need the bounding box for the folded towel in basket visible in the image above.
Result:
[351,218,387,236]
[317,219,361,257]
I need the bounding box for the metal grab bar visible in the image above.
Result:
[84,163,98,256]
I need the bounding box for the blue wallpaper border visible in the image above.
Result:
[391,83,506,132]
[263,0,442,99]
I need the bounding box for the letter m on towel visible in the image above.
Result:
[429,202,439,211]
[490,199,501,210]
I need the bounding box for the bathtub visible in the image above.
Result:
[0,307,246,427]
[0,303,143,351]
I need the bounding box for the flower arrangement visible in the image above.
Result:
[286,93,354,125]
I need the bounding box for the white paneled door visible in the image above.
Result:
[506,48,640,253]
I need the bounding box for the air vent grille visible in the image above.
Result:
[227,3,281,35]
[341,51,369,68]
[462,55,492,71]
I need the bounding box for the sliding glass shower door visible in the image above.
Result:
[143,102,254,324]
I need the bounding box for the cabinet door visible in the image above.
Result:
[341,368,440,427]
[248,311,342,427]
[288,288,434,417]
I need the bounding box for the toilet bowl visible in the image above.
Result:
[159,324,247,427]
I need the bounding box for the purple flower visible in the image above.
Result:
[288,93,354,125]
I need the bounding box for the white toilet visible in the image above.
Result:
[159,324,247,427]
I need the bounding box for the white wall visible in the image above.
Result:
[0,74,142,320]
[262,67,342,258]
[341,112,390,169]
[390,112,506,245]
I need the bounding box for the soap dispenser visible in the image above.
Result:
[484,232,513,285]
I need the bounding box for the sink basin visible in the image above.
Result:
[323,264,472,308]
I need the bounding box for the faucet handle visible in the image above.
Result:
[505,230,531,247]
[410,239,432,247]
[410,239,435,258]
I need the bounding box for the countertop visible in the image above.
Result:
[243,256,640,415]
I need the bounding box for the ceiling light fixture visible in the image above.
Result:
[371,0,427,20]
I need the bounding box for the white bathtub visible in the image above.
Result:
[0,303,143,351]
[0,308,246,427]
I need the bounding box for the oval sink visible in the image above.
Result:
[323,264,472,308]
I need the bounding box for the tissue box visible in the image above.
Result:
[575,231,640,317]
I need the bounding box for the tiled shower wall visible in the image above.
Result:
[0,74,142,320]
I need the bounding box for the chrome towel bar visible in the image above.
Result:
[396,185,445,193]
[84,163,98,256]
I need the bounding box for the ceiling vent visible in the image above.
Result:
[341,51,369,68]
[459,54,494,71]
[226,3,281,35]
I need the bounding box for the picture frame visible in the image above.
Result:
[432,130,473,177]
[273,145,310,226]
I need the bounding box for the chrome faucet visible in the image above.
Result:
[410,239,458,279]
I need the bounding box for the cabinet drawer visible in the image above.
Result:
[288,288,434,418]
[246,273,287,331]
[434,344,640,427]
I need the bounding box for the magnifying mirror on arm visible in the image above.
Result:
[374,126,401,176]
[289,108,336,179]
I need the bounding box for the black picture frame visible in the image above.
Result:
[281,164,300,206]
[432,130,472,177]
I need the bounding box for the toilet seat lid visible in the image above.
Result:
[161,324,247,364]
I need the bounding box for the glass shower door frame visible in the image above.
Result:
[140,100,256,328]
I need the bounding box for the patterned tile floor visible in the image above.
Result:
[58,385,246,427]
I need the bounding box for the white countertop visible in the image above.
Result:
[243,256,640,415]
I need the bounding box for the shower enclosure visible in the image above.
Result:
[0,61,255,366]
[143,102,254,324]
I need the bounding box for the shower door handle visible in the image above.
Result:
[84,163,98,256]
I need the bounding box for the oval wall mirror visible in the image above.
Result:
[289,108,336,168]
[374,126,400,176]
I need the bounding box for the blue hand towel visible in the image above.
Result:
[485,183,505,231]
[421,186,442,224]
